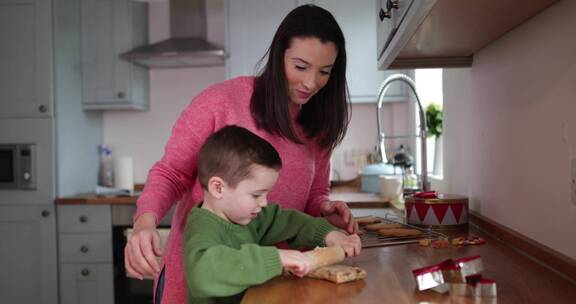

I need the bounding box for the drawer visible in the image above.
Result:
[59,263,114,304]
[58,205,111,233]
[59,233,112,263]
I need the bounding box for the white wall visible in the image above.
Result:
[332,102,412,181]
[103,1,226,182]
[103,0,414,184]
[443,0,576,258]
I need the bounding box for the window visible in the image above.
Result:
[414,69,443,177]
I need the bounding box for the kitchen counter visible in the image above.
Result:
[242,224,576,304]
[55,181,389,208]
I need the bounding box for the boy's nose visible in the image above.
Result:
[259,199,268,208]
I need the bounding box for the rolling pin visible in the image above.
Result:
[304,246,346,270]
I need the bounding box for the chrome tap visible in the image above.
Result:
[376,73,429,191]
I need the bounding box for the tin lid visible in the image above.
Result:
[406,193,469,205]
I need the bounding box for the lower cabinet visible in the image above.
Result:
[58,205,114,304]
[0,205,58,304]
[60,264,114,304]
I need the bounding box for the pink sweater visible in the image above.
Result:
[135,76,331,303]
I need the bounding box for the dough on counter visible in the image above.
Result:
[354,215,381,225]
[364,222,404,231]
[377,228,422,237]
[307,264,367,283]
[304,246,346,270]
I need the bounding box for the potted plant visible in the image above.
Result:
[425,103,443,176]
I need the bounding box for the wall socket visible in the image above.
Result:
[571,158,576,206]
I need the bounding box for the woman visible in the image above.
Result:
[125,4,356,303]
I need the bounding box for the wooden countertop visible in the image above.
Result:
[241,226,576,304]
[55,180,389,208]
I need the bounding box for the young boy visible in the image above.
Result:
[184,125,361,303]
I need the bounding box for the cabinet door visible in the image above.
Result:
[0,205,58,304]
[0,0,53,117]
[60,263,114,304]
[226,0,301,78]
[314,0,391,103]
[81,0,149,110]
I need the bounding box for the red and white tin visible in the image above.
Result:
[405,193,469,228]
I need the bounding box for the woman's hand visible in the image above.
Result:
[319,200,358,234]
[124,213,163,280]
[278,249,314,277]
[325,231,362,257]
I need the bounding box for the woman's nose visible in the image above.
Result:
[302,72,319,90]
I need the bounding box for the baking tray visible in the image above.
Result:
[359,214,447,248]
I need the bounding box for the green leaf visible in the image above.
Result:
[425,103,443,137]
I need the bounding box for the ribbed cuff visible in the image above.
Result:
[312,219,338,247]
[260,247,283,278]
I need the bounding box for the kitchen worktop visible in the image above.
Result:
[55,181,389,208]
[242,224,576,304]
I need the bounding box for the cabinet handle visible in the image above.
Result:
[379,0,399,21]
[81,268,91,277]
[79,215,88,223]
[38,105,47,113]
[379,8,390,21]
[80,245,90,253]
[387,0,399,11]
[41,210,50,218]
[117,91,126,99]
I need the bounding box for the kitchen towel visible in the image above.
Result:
[114,156,134,194]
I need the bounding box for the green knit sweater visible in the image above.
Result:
[184,203,336,304]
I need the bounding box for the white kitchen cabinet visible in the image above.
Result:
[58,205,114,304]
[226,0,409,103]
[0,0,53,117]
[0,205,58,304]
[226,0,301,78]
[314,0,408,103]
[60,264,114,304]
[80,0,149,110]
[1,0,102,302]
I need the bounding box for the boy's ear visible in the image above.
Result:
[207,176,226,199]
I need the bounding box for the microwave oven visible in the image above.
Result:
[0,144,36,190]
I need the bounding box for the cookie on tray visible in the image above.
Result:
[364,222,404,231]
[354,215,381,226]
[377,228,422,237]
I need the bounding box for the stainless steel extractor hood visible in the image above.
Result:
[122,0,227,69]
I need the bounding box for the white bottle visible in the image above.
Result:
[98,145,114,187]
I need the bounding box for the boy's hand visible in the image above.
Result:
[325,231,362,257]
[278,249,314,277]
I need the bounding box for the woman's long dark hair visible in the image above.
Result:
[250,4,350,151]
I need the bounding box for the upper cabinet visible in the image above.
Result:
[0,0,53,118]
[226,0,409,103]
[377,0,558,70]
[226,0,298,79]
[80,0,149,110]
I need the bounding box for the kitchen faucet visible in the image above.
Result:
[376,73,429,191]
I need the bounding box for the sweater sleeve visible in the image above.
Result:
[304,148,332,217]
[257,205,336,248]
[185,241,282,298]
[134,88,220,223]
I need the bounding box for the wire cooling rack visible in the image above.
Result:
[360,214,447,248]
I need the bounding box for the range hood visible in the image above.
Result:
[122,0,227,69]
